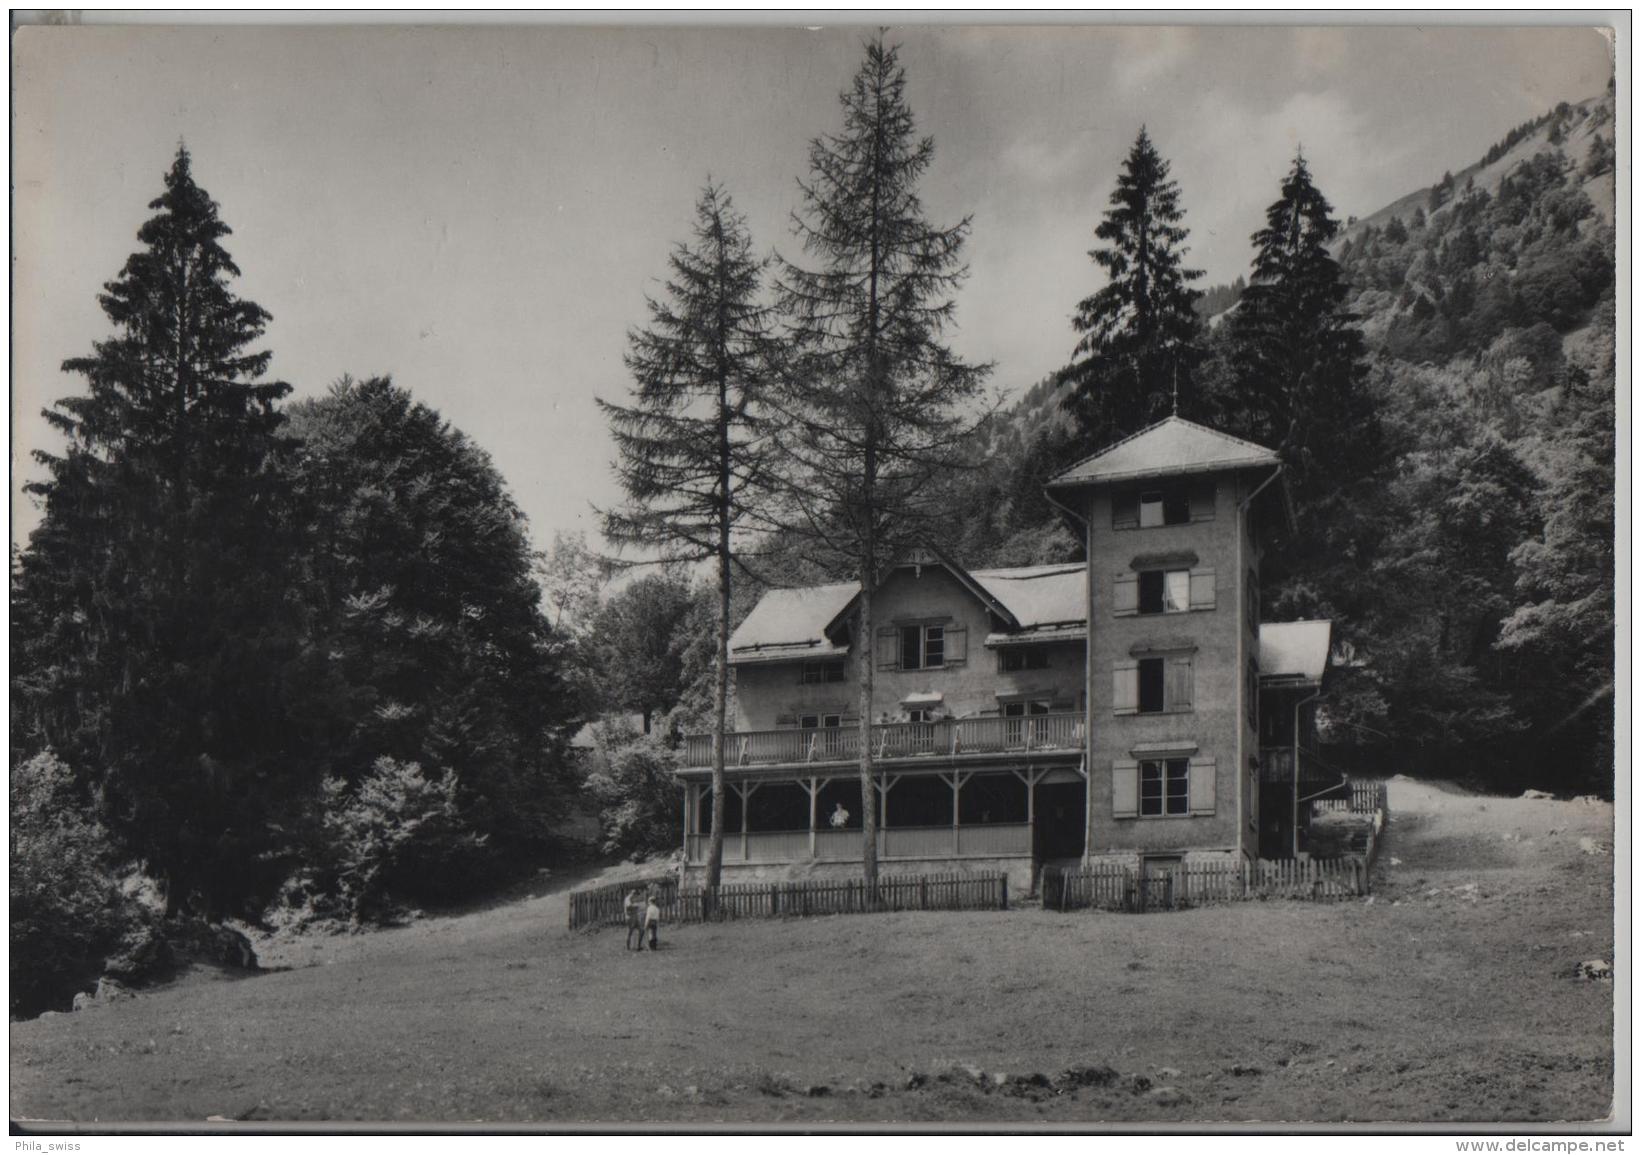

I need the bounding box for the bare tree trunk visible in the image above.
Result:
[858,550,878,894]
[705,432,731,894]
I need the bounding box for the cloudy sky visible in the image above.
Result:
[12,20,1614,553]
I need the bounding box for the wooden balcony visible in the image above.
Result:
[682,713,1084,771]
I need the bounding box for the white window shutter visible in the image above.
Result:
[876,626,899,671]
[1189,567,1217,610]
[945,626,967,666]
[1112,661,1138,715]
[1166,657,1194,711]
[1112,760,1140,818]
[1113,572,1139,616]
[1188,756,1217,816]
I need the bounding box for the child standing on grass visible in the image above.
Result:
[623,889,642,952]
[642,889,662,951]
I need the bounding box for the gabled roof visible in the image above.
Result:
[729,559,1087,664]
[1258,620,1333,685]
[1047,415,1280,488]
[820,548,1021,639]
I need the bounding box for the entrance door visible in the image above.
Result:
[1034,780,1086,860]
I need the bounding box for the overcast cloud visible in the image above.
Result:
[11,22,1614,553]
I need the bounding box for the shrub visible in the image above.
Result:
[9,752,144,1015]
[583,733,682,861]
[318,757,491,923]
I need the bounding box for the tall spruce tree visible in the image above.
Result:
[1060,127,1204,440]
[17,147,303,915]
[774,34,990,889]
[1218,151,1380,492]
[598,182,776,889]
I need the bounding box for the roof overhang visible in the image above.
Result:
[729,641,850,667]
[985,624,1088,647]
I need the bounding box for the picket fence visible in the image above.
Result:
[1046,779,1390,913]
[567,871,1008,931]
[1043,855,1371,912]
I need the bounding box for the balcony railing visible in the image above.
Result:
[683,713,1083,770]
[685,823,1033,864]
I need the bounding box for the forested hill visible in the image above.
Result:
[943,88,1616,792]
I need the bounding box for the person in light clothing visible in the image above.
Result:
[642,890,662,951]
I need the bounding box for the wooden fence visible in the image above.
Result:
[568,871,1008,931]
[1043,855,1371,912]
[1313,778,1388,814]
[1044,780,1390,913]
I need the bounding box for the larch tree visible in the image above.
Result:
[597,182,777,889]
[16,146,304,915]
[773,34,991,890]
[1060,127,1204,441]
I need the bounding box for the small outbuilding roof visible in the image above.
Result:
[727,582,857,663]
[1047,415,1280,488]
[970,564,1087,636]
[1258,620,1333,685]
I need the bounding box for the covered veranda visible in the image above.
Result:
[680,758,1086,866]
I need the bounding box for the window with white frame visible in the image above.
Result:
[1141,758,1190,816]
[899,623,945,670]
[1112,754,1216,819]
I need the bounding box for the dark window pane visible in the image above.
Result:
[1138,570,1164,614]
[900,625,922,670]
[1138,657,1166,713]
[1140,761,1163,815]
[1165,759,1189,814]
[1163,490,1190,524]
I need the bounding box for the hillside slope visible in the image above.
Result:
[11,780,1613,1125]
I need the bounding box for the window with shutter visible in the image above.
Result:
[1113,572,1139,616]
[1188,567,1216,610]
[1140,757,1189,816]
[1113,493,1139,530]
[1112,760,1140,818]
[1112,660,1138,715]
[944,626,967,666]
[1188,755,1217,815]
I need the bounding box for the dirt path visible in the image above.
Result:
[11,780,1615,1126]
